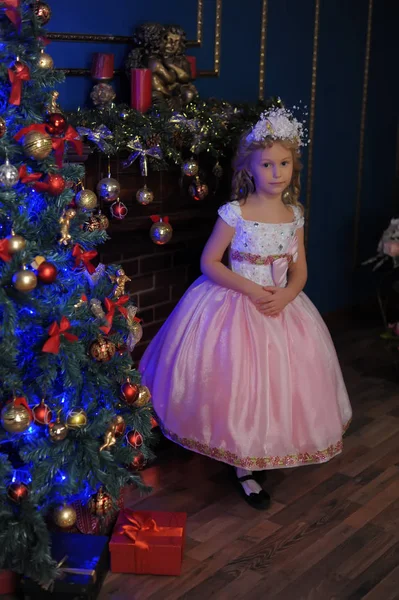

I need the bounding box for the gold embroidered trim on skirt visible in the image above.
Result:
[160,420,351,470]
[231,249,294,266]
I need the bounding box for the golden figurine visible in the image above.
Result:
[99,421,118,452]
[109,268,131,298]
[59,208,76,246]
[45,90,61,115]
[126,23,198,110]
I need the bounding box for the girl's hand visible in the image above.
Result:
[248,288,273,314]
[258,286,294,317]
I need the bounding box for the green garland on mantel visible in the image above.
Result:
[68,96,282,172]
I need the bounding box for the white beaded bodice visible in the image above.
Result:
[218,201,305,287]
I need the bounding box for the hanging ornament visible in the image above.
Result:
[126,430,143,449]
[89,336,116,362]
[110,200,128,220]
[109,268,131,299]
[7,231,26,254]
[130,453,146,471]
[0,239,12,262]
[1,397,32,433]
[120,379,140,404]
[45,112,68,136]
[75,188,98,211]
[136,184,154,206]
[12,266,37,293]
[53,504,77,529]
[48,413,68,442]
[181,158,199,177]
[126,307,143,351]
[151,416,158,429]
[37,49,53,70]
[0,117,6,139]
[45,91,61,115]
[85,212,109,232]
[189,176,209,201]
[66,408,87,430]
[59,208,76,245]
[119,108,129,120]
[99,416,126,452]
[0,157,19,188]
[88,487,113,516]
[34,173,66,196]
[22,130,52,160]
[213,162,223,178]
[149,216,173,245]
[135,385,152,407]
[37,260,58,284]
[7,482,29,504]
[32,399,52,425]
[34,1,52,24]
[96,175,120,203]
[16,123,82,168]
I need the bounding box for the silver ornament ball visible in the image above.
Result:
[0,158,19,188]
[96,177,120,202]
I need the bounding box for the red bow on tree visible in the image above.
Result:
[100,296,129,334]
[72,244,97,275]
[1,0,21,29]
[0,239,12,262]
[8,62,30,106]
[150,215,170,224]
[42,317,79,354]
[18,165,42,184]
[14,124,83,167]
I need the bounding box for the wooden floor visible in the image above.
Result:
[99,314,399,599]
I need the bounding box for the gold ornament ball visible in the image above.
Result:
[1,401,32,433]
[34,1,52,24]
[89,337,116,362]
[182,158,199,177]
[53,504,77,529]
[12,269,37,293]
[135,385,152,407]
[66,408,87,429]
[37,51,54,69]
[23,130,53,161]
[189,178,209,201]
[136,185,154,206]
[0,117,6,139]
[7,234,26,254]
[76,189,98,210]
[96,177,120,203]
[48,417,68,442]
[150,220,173,245]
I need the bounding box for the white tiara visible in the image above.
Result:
[246,106,307,147]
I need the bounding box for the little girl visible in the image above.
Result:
[140,106,352,509]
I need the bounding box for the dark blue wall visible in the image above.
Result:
[49,0,399,313]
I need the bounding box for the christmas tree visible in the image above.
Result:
[0,1,154,584]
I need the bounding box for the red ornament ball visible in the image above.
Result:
[120,380,140,404]
[7,482,29,503]
[46,174,66,196]
[37,261,57,284]
[45,112,68,136]
[32,399,52,425]
[126,430,143,448]
[110,201,128,220]
[130,453,146,471]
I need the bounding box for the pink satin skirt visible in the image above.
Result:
[139,276,352,470]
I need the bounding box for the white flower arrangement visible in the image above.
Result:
[246,106,307,147]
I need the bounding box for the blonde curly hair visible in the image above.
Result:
[231,132,303,211]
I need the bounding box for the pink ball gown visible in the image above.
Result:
[139,202,352,470]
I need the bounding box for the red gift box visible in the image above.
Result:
[109,509,186,576]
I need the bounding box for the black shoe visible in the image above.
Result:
[235,473,271,510]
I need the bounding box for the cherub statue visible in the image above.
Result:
[126,22,198,110]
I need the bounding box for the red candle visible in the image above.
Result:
[91,53,114,80]
[186,56,197,79]
[130,68,152,113]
